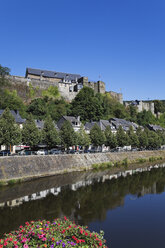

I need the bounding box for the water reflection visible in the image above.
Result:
[1,163,165,246]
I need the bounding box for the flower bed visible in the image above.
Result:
[0,217,107,247]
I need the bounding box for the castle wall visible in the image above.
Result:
[109,91,123,104]
[7,74,120,103]
[97,81,105,94]
[124,100,155,114]
[7,75,77,102]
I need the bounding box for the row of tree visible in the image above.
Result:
[0,109,89,150]
[0,109,165,151]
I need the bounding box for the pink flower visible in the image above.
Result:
[24,245,29,248]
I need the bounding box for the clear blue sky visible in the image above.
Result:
[1,0,165,100]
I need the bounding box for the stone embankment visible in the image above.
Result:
[0,150,165,182]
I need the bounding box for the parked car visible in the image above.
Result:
[0,150,11,156]
[50,149,62,155]
[18,150,36,156]
[36,150,46,155]
[78,149,84,154]
[84,149,90,153]
[67,149,79,154]
[131,148,138,152]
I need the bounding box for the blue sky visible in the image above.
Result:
[1,0,165,100]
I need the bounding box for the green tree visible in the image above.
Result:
[127,126,139,148]
[42,116,60,148]
[104,126,117,149]
[0,89,26,117]
[70,87,103,122]
[90,124,105,147]
[158,113,165,128]
[42,86,60,100]
[153,100,165,114]
[27,98,47,119]
[101,93,129,120]
[60,121,76,149]
[137,129,148,148]
[157,131,165,145]
[22,115,41,147]
[0,108,21,149]
[146,130,161,149]
[116,126,129,147]
[27,83,40,100]
[47,98,70,121]
[77,125,91,148]
[0,64,10,88]
[127,105,138,122]
[27,98,70,122]
[137,110,157,126]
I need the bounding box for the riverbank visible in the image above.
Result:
[0,150,165,184]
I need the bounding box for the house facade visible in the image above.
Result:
[56,116,82,132]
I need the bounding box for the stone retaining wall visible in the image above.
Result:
[0,150,165,181]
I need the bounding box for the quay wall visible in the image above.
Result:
[0,150,165,181]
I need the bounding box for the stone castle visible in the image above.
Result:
[124,100,155,115]
[6,67,156,114]
[6,67,123,103]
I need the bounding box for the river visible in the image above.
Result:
[0,163,165,247]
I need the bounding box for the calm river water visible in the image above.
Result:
[0,164,165,247]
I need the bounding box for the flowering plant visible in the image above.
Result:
[0,217,107,247]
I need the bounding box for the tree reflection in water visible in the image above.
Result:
[0,165,165,244]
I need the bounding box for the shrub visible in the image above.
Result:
[0,217,107,247]
[122,158,128,167]
[136,158,147,163]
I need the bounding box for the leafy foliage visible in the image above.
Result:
[42,85,60,100]
[104,126,117,149]
[0,64,10,88]
[22,115,41,147]
[90,124,105,147]
[42,115,60,148]
[70,87,104,122]
[137,110,157,126]
[0,108,21,148]
[136,128,148,148]
[153,100,165,114]
[127,126,139,148]
[116,126,129,147]
[60,121,77,149]
[76,125,91,148]
[0,217,107,247]
[0,89,26,118]
[27,98,70,121]
[27,98,47,120]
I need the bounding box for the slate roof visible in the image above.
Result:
[35,120,45,129]
[85,120,115,132]
[147,124,165,132]
[26,68,81,81]
[63,116,80,123]
[85,121,97,131]
[110,118,139,131]
[0,110,26,124]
